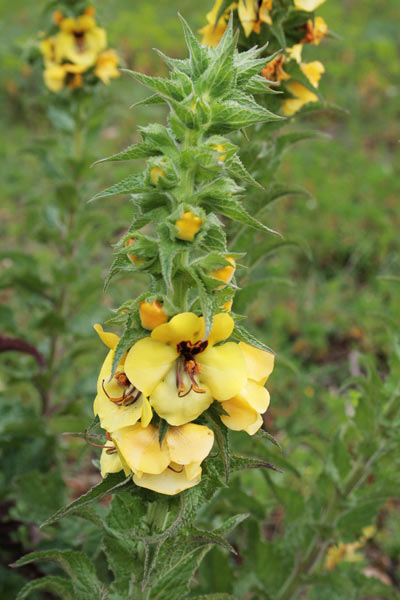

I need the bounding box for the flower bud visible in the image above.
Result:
[150,166,166,185]
[140,301,168,330]
[211,143,227,162]
[125,238,142,265]
[223,300,233,311]
[211,256,236,285]
[53,10,63,25]
[175,211,202,242]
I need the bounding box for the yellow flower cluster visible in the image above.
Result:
[200,0,328,115]
[39,7,119,92]
[324,525,377,570]
[94,312,274,495]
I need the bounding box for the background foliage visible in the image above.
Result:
[0,0,399,598]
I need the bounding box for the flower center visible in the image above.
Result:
[175,340,208,397]
[102,371,141,407]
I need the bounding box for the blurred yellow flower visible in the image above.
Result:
[221,342,274,434]
[237,0,258,37]
[54,15,106,69]
[261,54,290,83]
[301,16,328,45]
[94,49,120,84]
[124,312,246,425]
[43,62,85,92]
[293,0,326,10]
[325,541,362,570]
[93,324,152,434]
[175,211,202,241]
[139,301,168,330]
[199,0,234,47]
[109,422,214,495]
[150,166,166,185]
[282,61,324,115]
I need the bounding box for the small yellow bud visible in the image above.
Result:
[150,166,166,185]
[211,256,236,284]
[53,10,64,25]
[175,211,202,242]
[211,144,227,161]
[140,301,168,330]
[223,300,233,311]
[125,238,142,265]
[84,6,96,16]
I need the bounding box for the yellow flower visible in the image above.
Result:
[139,301,168,330]
[253,0,274,32]
[301,16,328,45]
[199,0,235,48]
[54,15,106,69]
[150,166,166,185]
[237,0,258,37]
[211,256,236,285]
[175,211,202,242]
[42,62,85,92]
[124,312,247,426]
[93,324,152,434]
[282,61,324,116]
[286,44,303,64]
[325,541,362,570]
[110,422,214,495]
[220,342,274,434]
[301,60,325,87]
[94,49,119,84]
[293,0,326,10]
[261,54,290,83]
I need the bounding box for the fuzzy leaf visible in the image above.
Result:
[230,455,282,474]
[206,195,281,237]
[207,408,231,484]
[16,576,74,600]
[89,173,146,202]
[275,130,330,155]
[158,223,180,290]
[179,14,209,77]
[209,101,282,133]
[92,142,158,166]
[111,327,145,378]
[12,550,105,600]
[232,324,275,355]
[41,472,132,527]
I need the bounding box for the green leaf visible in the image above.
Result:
[41,472,132,527]
[178,13,209,77]
[16,576,74,600]
[230,455,282,474]
[226,155,263,189]
[275,130,330,155]
[159,419,169,446]
[149,545,211,600]
[158,223,180,290]
[191,270,216,338]
[255,428,282,451]
[89,173,146,202]
[206,195,281,237]
[123,69,185,101]
[12,550,105,600]
[206,408,230,484]
[232,323,275,355]
[111,327,145,378]
[92,141,158,165]
[189,527,236,554]
[209,101,283,133]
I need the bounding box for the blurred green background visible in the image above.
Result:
[0,0,399,597]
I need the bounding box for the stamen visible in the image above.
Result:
[168,464,184,473]
[178,385,193,398]
[84,429,115,450]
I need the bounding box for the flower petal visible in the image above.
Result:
[166,424,214,465]
[141,396,153,428]
[94,323,120,350]
[197,342,246,401]
[239,380,270,413]
[185,462,202,481]
[96,392,145,433]
[150,368,213,426]
[100,449,123,477]
[124,337,178,397]
[151,312,203,346]
[113,424,170,475]
[204,313,234,346]
[133,466,202,495]
[220,396,263,435]
[239,342,274,384]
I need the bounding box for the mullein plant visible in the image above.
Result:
[13,17,288,599]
